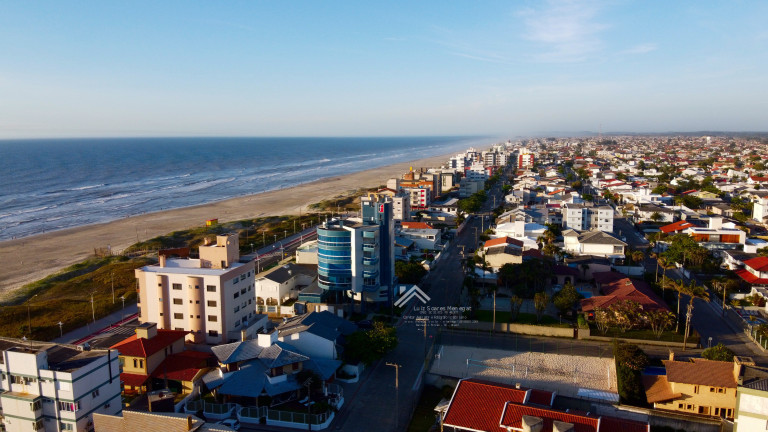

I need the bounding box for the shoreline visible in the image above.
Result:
[0,151,455,297]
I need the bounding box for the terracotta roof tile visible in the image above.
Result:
[745,256,768,272]
[663,359,737,388]
[111,329,188,358]
[659,220,696,234]
[500,403,599,432]
[735,268,768,285]
[150,350,215,382]
[642,375,681,403]
[401,221,434,229]
[443,379,528,432]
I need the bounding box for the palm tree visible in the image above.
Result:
[678,281,710,350]
[631,250,645,266]
[663,278,686,331]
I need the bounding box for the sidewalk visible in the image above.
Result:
[53,303,138,344]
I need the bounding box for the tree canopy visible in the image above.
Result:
[344,322,398,365]
[701,343,735,362]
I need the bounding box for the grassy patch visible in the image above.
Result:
[475,310,571,327]
[307,187,382,213]
[0,256,153,341]
[590,325,698,344]
[406,385,444,432]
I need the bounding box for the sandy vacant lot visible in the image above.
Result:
[0,152,452,299]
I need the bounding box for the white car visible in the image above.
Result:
[216,419,241,431]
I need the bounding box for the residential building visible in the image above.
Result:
[735,377,768,432]
[316,197,394,305]
[754,196,768,224]
[440,378,648,432]
[481,237,524,270]
[735,257,768,288]
[276,311,357,360]
[517,147,535,169]
[684,217,747,251]
[254,263,316,316]
[135,234,258,345]
[93,411,232,432]
[398,226,441,251]
[563,203,614,232]
[643,354,752,419]
[581,273,669,318]
[563,229,627,261]
[0,337,122,432]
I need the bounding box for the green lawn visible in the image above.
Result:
[591,325,699,344]
[474,310,571,327]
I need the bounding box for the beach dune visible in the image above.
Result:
[0,153,452,298]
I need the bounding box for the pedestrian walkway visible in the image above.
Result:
[53,304,138,344]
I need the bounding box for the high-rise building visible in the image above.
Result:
[0,337,122,432]
[135,234,258,345]
[317,197,394,306]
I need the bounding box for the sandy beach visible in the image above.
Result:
[0,152,453,298]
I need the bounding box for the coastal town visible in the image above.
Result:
[3,135,768,432]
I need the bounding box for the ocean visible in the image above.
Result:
[0,136,489,241]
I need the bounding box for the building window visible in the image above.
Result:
[173,313,183,319]
[208,315,218,322]
[172,283,182,290]
[173,298,183,305]
[58,401,80,412]
[234,292,240,299]
[241,288,246,295]
[693,385,699,394]
[207,300,217,307]
[30,400,42,411]
[133,359,138,368]
[206,285,216,292]
[233,277,239,285]
[208,330,218,337]
[240,275,246,281]
[60,423,74,431]
[234,306,240,313]
[92,389,100,398]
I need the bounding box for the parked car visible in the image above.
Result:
[217,419,241,431]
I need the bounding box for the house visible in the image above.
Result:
[684,217,747,251]
[659,220,697,235]
[205,330,342,408]
[481,237,525,271]
[111,323,188,395]
[276,311,357,360]
[440,378,648,432]
[399,226,442,251]
[634,204,675,223]
[735,257,768,288]
[562,203,614,232]
[734,373,768,432]
[581,273,668,317]
[562,230,627,261]
[753,196,768,223]
[254,263,316,317]
[93,411,233,432]
[0,337,122,432]
[643,354,753,419]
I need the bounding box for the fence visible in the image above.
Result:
[184,400,238,420]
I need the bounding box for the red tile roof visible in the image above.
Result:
[111,329,188,358]
[150,350,214,382]
[745,256,768,272]
[528,389,554,407]
[581,278,668,313]
[443,379,528,432]
[500,403,599,432]
[599,416,651,432]
[734,268,768,285]
[484,237,524,249]
[659,220,695,234]
[120,372,149,387]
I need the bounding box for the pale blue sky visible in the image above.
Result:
[1,1,766,138]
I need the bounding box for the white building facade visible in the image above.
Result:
[135,234,258,345]
[0,338,122,432]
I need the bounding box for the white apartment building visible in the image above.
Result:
[0,338,121,432]
[563,203,614,232]
[135,234,258,345]
[753,196,768,223]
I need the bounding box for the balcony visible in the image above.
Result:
[363,256,379,266]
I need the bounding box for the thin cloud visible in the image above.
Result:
[621,43,657,55]
[519,0,609,63]
[448,51,512,65]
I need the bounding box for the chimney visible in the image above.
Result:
[159,254,166,268]
[668,351,675,362]
[521,415,543,432]
[135,322,158,340]
[241,329,248,342]
[257,330,277,348]
[553,421,575,432]
[187,416,194,431]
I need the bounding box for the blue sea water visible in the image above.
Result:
[0,136,489,241]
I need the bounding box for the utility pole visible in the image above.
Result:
[111,272,115,304]
[91,292,96,324]
[26,294,38,336]
[303,378,313,431]
[386,363,401,431]
[683,303,693,351]
[57,321,63,338]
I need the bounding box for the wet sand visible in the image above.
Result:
[0,152,453,298]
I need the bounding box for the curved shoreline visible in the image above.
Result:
[0,151,454,297]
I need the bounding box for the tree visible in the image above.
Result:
[594,308,612,335]
[344,322,398,365]
[663,278,686,330]
[701,343,735,362]
[758,246,768,257]
[395,260,427,284]
[509,295,523,322]
[645,309,675,339]
[652,184,668,195]
[630,250,645,265]
[552,283,579,317]
[609,300,642,333]
[582,193,594,202]
[650,212,663,222]
[533,292,550,323]
[678,281,710,350]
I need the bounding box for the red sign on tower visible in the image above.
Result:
[379,204,384,213]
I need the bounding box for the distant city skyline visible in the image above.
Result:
[1,1,767,139]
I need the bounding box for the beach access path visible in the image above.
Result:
[0,152,452,298]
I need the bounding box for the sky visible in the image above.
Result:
[1,0,767,139]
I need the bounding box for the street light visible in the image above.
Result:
[274,234,277,244]
[386,363,401,430]
[284,230,287,239]
[250,243,254,254]
[26,294,38,336]
[57,321,63,338]
[90,292,96,324]
[120,295,126,322]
